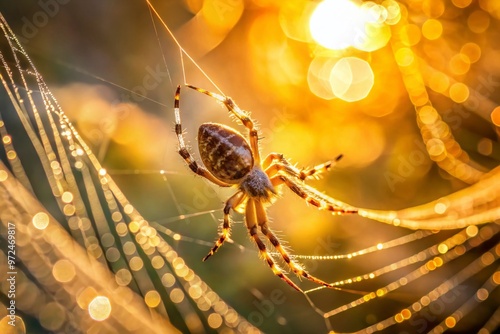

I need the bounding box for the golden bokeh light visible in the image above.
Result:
[105,247,121,262]
[493,271,500,285]
[428,72,450,93]
[52,259,76,283]
[477,138,493,156]
[329,57,374,102]
[401,308,412,319]
[399,23,421,47]
[491,106,500,126]
[129,256,144,271]
[128,220,140,233]
[449,82,470,103]
[307,55,339,100]
[395,47,415,67]
[476,288,489,301]
[111,211,122,222]
[63,204,76,216]
[460,42,481,63]
[438,243,449,254]
[32,212,49,230]
[308,55,376,102]
[467,10,490,33]
[426,138,446,160]
[87,243,103,259]
[207,313,223,329]
[88,296,112,321]
[162,273,176,288]
[6,150,16,160]
[445,316,457,328]
[123,241,136,255]
[434,202,447,214]
[0,316,26,334]
[422,19,443,40]
[115,268,133,286]
[115,222,128,236]
[466,225,479,238]
[170,288,185,304]
[61,191,73,203]
[418,105,439,124]
[144,290,161,308]
[151,255,165,269]
[481,252,495,266]
[188,284,203,299]
[383,0,402,25]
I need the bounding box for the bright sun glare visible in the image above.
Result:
[309,0,396,51]
[309,0,363,50]
[307,0,400,101]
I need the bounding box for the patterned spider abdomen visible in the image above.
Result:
[198,123,254,183]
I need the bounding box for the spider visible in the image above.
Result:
[174,85,358,292]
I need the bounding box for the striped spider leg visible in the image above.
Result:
[263,153,358,214]
[263,152,343,181]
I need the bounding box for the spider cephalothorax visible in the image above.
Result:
[174,85,357,292]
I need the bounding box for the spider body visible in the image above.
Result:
[174,85,358,292]
[198,123,253,183]
[198,122,276,200]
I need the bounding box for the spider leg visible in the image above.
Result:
[203,192,245,261]
[262,153,343,181]
[254,200,336,289]
[270,175,358,214]
[174,86,232,187]
[299,154,343,180]
[186,84,261,165]
[246,199,302,292]
[262,153,300,178]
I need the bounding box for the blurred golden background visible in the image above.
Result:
[1,0,499,333]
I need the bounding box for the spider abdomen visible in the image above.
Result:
[198,123,254,183]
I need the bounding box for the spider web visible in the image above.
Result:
[1,1,499,334]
